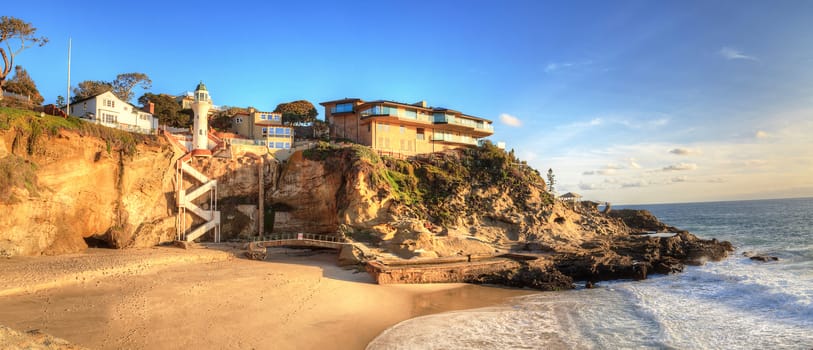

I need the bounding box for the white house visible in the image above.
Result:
[69,91,158,134]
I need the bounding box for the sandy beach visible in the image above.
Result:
[0,246,534,349]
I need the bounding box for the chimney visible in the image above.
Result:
[413,101,427,108]
[145,102,155,114]
[249,107,256,115]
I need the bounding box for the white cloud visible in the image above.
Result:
[597,169,617,176]
[669,147,701,156]
[544,60,592,73]
[628,158,642,169]
[719,47,758,61]
[499,113,522,127]
[671,176,688,183]
[544,62,573,73]
[582,171,595,175]
[755,130,769,139]
[662,163,698,171]
[622,180,647,188]
[579,182,601,190]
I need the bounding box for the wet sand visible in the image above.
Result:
[0,246,534,349]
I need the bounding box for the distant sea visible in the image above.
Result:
[368,197,813,349]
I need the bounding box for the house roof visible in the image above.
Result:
[560,192,582,199]
[70,91,151,114]
[69,91,110,105]
[319,98,362,106]
[327,98,493,123]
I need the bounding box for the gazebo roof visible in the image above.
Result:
[560,192,582,199]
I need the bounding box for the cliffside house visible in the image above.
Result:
[319,98,494,155]
[560,192,582,203]
[68,91,158,134]
[230,108,294,150]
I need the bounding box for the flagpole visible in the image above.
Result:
[66,37,71,116]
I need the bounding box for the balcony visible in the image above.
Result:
[431,133,478,145]
[260,127,293,138]
[360,105,433,126]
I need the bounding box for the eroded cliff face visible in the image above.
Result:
[268,144,633,259]
[0,128,177,256]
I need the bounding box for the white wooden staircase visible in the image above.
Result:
[175,155,221,242]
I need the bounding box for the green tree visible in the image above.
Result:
[72,80,113,102]
[210,105,247,131]
[547,168,556,194]
[273,100,318,126]
[56,95,65,107]
[112,72,151,102]
[4,65,43,105]
[138,93,189,127]
[0,16,48,99]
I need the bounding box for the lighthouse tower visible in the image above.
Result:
[191,81,212,157]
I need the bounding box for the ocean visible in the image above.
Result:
[367,197,813,349]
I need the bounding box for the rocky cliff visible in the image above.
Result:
[270,143,634,258]
[0,110,733,287]
[0,113,177,256]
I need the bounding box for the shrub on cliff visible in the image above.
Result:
[0,106,154,157]
[0,154,38,203]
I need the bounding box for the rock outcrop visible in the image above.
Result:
[607,208,680,234]
[0,125,177,256]
[0,111,735,290]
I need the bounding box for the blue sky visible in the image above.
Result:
[8,0,813,204]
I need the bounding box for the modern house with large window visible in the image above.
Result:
[230,108,293,150]
[320,98,494,155]
[69,91,158,134]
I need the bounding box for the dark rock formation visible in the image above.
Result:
[607,209,680,234]
[549,231,732,284]
[743,252,779,262]
[467,261,574,291]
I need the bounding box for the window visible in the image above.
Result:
[275,142,284,149]
[284,128,291,135]
[262,127,268,136]
[235,117,243,124]
[400,125,405,134]
[275,127,284,136]
[268,141,274,148]
[101,113,117,124]
[284,142,290,149]
[404,109,417,119]
[83,102,87,110]
[103,99,115,108]
[416,128,425,140]
[260,114,267,120]
[332,103,353,113]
